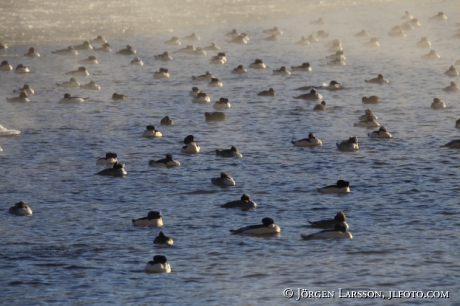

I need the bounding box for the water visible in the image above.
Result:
[1,0,460,305]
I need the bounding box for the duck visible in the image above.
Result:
[258,88,275,96]
[210,53,226,64]
[291,62,312,72]
[321,80,341,90]
[430,11,447,20]
[8,201,33,216]
[117,45,136,55]
[213,97,231,110]
[81,80,101,90]
[354,29,370,37]
[311,18,326,25]
[308,211,348,229]
[401,22,414,31]
[422,50,440,60]
[96,152,118,165]
[364,37,380,47]
[249,59,266,69]
[164,36,181,45]
[94,43,112,52]
[231,65,247,74]
[264,26,283,35]
[15,64,30,73]
[265,34,279,41]
[431,98,446,110]
[59,93,89,103]
[95,162,127,177]
[227,33,249,44]
[416,37,431,48]
[56,77,81,88]
[317,180,350,193]
[130,57,143,65]
[443,81,460,92]
[0,42,8,49]
[441,140,460,148]
[66,67,89,76]
[301,224,352,240]
[272,66,291,75]
[354,116,380,127]
[132,211,163,226]
[192,92,210,103]
[183,33,200,41]
[226,29,239,38]
[293,89,323,100]
[160,116,174,125]
[368,126,392,138]
[326,50,345,61]
[216,146,242,158]
[174,45,196,54]
[112,93,127,100]
[291,133,322,147]
[0,124,20,136]
[193,47,206,56]
[388,26,406,37]
[362,96,381,104]
[144,255,171,273]
[365,74,389,84]
[73,41,93,50]
[208,78,223,87]
[181,135,200,154]
[155,51,173,61]
[13,84,34,95]
[230,218,280,235]
[313,101,327,110]
[192,71,214,81]
[0,60,13,71]
[337,137,359,151]
[24,47,40,58]
[295,36,310,46]
[205,112,226,121]
[78,56,99,65]
[212,171,235,186]
[149,154,180,167]
[410,18,421,27]
[153,68,170,79]
[142,125,162,137]
[6,92,30,102]
[401,11,413,20]
[203,42,220,51]
[317,30,329,38]
[327,58,346,66]
[359,109,378,121]
[445,65,459,77]
[91,35,107,44]
[189,87,201,97]
[221,194,256,209]
[307,34,318,43]
[153,232,174,245]
[51,46,78,55]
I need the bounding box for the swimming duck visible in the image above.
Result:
[416,37,431,48]
[321,80,341,90]
[441,140,460,148]
[208,78,223,87]
[272,66,291,75]
[368,126,392,138]
[308,211,348,229]
[189,87,201,97]
[24,47,40,58]
[117,45,136,55]
[155,51,173,61]
[354,116,380,127]
[295,36,310,46]
[326,50,345,61]
[174,45,196,54]
[422,50,440,60]
[142,125,162,137]
[311,18,326,25]
[265,34,279,41]
[327,58,346,66]
[145,255,171,273]
[216,146,242,158]
[0,42,8,49]
[132,211,163,227]
[445,65,459,77]
[227,33,249,44]
[203,42,220,51]
[79,56,99,65]
[94,43,112,52]
[431,98,446,110]
[210,53,226,64]
[0,124,20,136]
[194,47,206,56]
[153,68,170,79]
[401,11,413,20]
[95,162,127,177]
[73,41,93,50]
[56,77,81,88]
[291,62,312,72]
[337,137,359,151]
[192,71,215,81]
[183,33,200,41]
[231,65,247,74]
[66,67,89,76]
[293,89,323,100]
[313,101,327,110]
[91,35,107,44]
[365,74,389,84]
[0,60,13,71]
[301,224,352,240]
[249,59,266,69]
[291,133,322,147]
[401,22,414,31]
[6,91,30,102]
[359,109,378,121]
[409,18,421,27]
[181,135,200,154]
[307,34,318,43]
[430,11,447,20]
[59,93,89,103]
[443,81,460,92]
[13,84,34,95]
[226,29,239,38]
[388,26,406,37]
[149,154,180,167]
[81,80,101,90]
[96,152,118,165]
[192,92,210,103]
[221,194,256,209]
[258,88,275,96]
[15,64,30,73]
[153,232,174,245]
[317,30,329,38]
[51,46,78,55]
[364,37,380,47]
[212,171,235,186]
[112,93,127,100]
[130,57,143,65]
[230,217,280,235]
[164,36,181,45]
[160,116,174,125]
[213,97,231,110]
[205,112,226,121]
[317,180,350,193]
[8,201,33,216]
[354,29,371,37]
[264,26,283,36]
[362,96,381,104]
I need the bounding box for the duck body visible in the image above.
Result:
[81,81,101,90]
[8,202,33,216]
[25,48,40,58]
[213,98,231,110]
[192,94,210,103]
[431,100,446,110]
[308,212,348,229]
[96,162,127,177]
[73,41,93,50]
[15,65,30,73]
[231,66,247,74]
[249,62,266,69]
[337,137,359,151]
[112,93,127,100]
[216,146,242,158]
[443,82,460,92]
[0,124,21,137]
[369,127,392,138]
[78,57,99,65]
[153,232,174,245]
[354,117,380,127]
[258,89,276,96]
[208,78,223,87]
[293,91,323,100]
[149,154,180,167]
[155,52,173,61]
[362,96,381,104]
[153,71,170,79]
[291,63,312,72]
[230,218,280,235]
[327,59,346,66]
[130,57,144,65]
[142,125,162,137]
[417,39,431,48]
[94,44,112,52]
[221,199,257,209]
[291,135,322,147]
[301,229,352,240]
[133,211,163,227]
[117,46,136,55]
[365,77,389,84]
[442,140,460,148]
[0,62,13,71]
[272,67,291,75]
[14,85,34,95]
[422,51,440,60]
[145,257,171,273]
[65,67,89,76]
[205,112,226,121]
[445,67,459,77]
[59,95,89,103]
[6,92,30,102]
[317,180,350,193]
[96,152,118,165]
[160,116,174,125]
[192,72,215,81]
[211,176,236,187]
[181,142,200,154]
[52,47,78,55]
[164,37,181,45]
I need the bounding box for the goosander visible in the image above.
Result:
[194,47,206,56]
[221,194,256,209]
[326,50,345,60]
[401,22,414,31]
[336,137,359,151]
[181,135,200,154]
[133,211,163,227]
[24,47,40,58]
[91,35,107,44]
[401,11,413,20]
[307,34,318,43]
[431,98,446,110]
[51,46,78,55]
[291,133,322,147]
[164,37,181,45]
[153,68,170,79]
[15,64,30,73]
[81,80,101,90]
[142,125,162,137]
[249,59,266,69]
[359,109,378,121]
[95,162,127,177]
[301,224,352,240]
[365,74,389,84]
[416,37,431,48]
[295,36,310,46]
[362,96,381,104]
[203,42,220,51]
[422,50,440,60]
[192,71,214,81]
[130,57,143,65]
[145,255,171,273]
[368,126,392,138]
[155,51,173,61]
[189,87,201,97]
[264,26,283,36]
[308,211,348,229]
[210,53,226,64]
[443,81,460,92]
[149,154,180,167]
[354,116,380,127]
[153,232,174,245]
[13,84,34,95]
[364,37,380,47]
[231,65,247,74]
[410,18,421,27]
[265,34,279,41]
[79,56,99,65]
[230,218,280,235]
[96,152,118,165]
[59,93,89,103]
[205,112,226,121]
[216,146,242,158]
[445,65,459,77]
[293,89,323,100]
[57,77,81,88]
[291,62,312,72]
[112,93,127,100]
[73,41,93,50]
[354,29,370,37]
[227,33,249,44]
[8,201,32,216]
[212,171,235,186]
[0,124,20,137]
[317,30,329,38]
[311,18,326,25]
[94,43,112,52]
[272,66,291,75]
[174,45,196,54]
[208,77,223,87]
[257,88,275,96]
[192,92,210,103]
[317,180,350,193]
[0,60,12,71]
[213,97,231,110]
[117,45,136,55]
[183,33,200,41]
[430,11,447,20]
[6,92,30,102]
[313,101,327,111]
[388,26,406,37]
[65,67,89,76]
[160,116,174,125]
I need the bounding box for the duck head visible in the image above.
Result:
[165,154,173,162]
[183,135,194,144]
[146,125,156,131]
[378,74,384,79]
[15,201,27,209]
[302,62,310,67]
[321,101,326,106]
[152,255,167,263]
[28,47,35,53]
[64,93,71,98]
[23,84,30,89]
[1,60,8,65]
[220,172,229,179]
[336,180,350,188]
[334,211,346,222]
[241,193,250,201]
[105,152,117,159]
[78,67,87,72]
[310,88,317,94]
[330,80,339,85]
[348,136,358,143]
[308,132,316,139]
[237,65,243,69]
[262,217,274,226]
[191,87,199,92]
[379,126,387,132]
[70,77,77,82]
